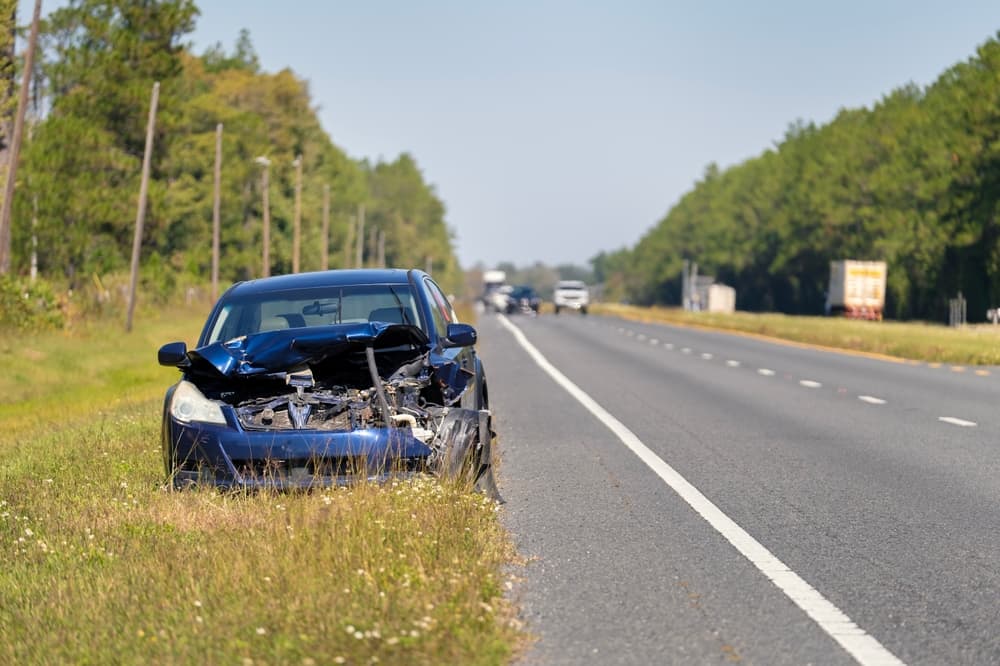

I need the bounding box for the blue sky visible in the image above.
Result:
[24,1,1000,268]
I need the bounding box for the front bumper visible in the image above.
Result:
[163,413,435,490]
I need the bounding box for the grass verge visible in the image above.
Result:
[591,303,1000,365]
[0,304,523,665]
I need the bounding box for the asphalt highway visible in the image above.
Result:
[476,311,1000,665]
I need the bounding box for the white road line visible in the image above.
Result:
[701,353,714,360]
[626,330,635,337]
[649,339,659,345]
[681,347,692,354]
[858,396,886,405]
[497,315,905,666]
[726,360,741,367]
[664,343,674,350]
[938,416,977,428]
[757,368,776,376]
[799,380,822,389]
[637,334,647,341]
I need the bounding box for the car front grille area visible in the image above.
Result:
[236,397,373,431]
[233,455,427,482]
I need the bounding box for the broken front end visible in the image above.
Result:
[159,322,499,498]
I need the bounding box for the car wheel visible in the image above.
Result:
[432,403,502,502]
[554,305,561,314]
[581,306,588,315]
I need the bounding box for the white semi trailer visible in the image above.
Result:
[825,260,887,320]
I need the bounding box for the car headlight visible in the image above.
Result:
[170,380,227,425]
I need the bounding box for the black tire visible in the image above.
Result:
[554,305,561,314]
[581,305,588,315]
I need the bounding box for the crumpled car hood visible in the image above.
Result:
[188,322,430,378]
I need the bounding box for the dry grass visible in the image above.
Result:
[592,303,1000,365]
[0,302,523,665]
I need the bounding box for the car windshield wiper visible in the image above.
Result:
[388,286,414,326]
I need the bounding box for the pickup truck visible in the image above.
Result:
[553,280,590,314]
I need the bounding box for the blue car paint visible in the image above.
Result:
[164,406,434,490]
[160,269,492,491]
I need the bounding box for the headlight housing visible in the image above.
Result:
[170,380,227,425]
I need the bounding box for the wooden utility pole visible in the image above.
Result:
[292,154,302,273]
[377,229,385,268]
[425,255,433,275]
[355,203,365,268]
[321,183,330,270]
[0,0,41,274]
[125,80,160,332]
[29,192,36,281]
[367,226,376,269]
[0,4,17,193]
[344,213,354,268]
[256,156,271,277]
[211,123,222,301]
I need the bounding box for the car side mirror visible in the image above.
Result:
[158,341,189,367]
[442,323,477,348]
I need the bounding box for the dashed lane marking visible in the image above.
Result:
[799,380,822,389]
[726,360,741,367]
[757,368,776,376]
[938,416,977,428]
[497,314,905,666]
[858,396,887,405]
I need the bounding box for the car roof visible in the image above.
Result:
[557,280,586,287]
[223,269,417,298]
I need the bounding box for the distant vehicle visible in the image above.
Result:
[480,269,507,310]
[489,284,514,313]
[825,260,887,320]
[553,280,590,314]
[506,285,541,314]
[157,268,499,497]
[701,284,736,313]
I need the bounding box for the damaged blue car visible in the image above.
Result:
[157,268,499,498]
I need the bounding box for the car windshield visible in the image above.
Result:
[205,284,422,345]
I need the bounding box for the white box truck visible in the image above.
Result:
[825,260,887,320]
[705,284,736,313]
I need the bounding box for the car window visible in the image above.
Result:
[422,278,455,337]
[206,284,421,344]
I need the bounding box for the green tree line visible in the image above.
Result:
[596,33,1000,322]
[0,0,461,302]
